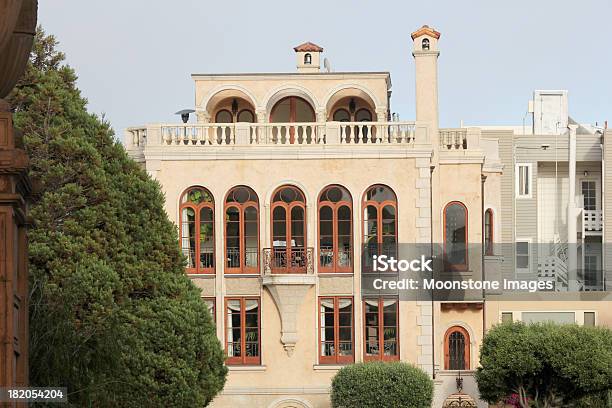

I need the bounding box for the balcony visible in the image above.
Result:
[582,209,603,234]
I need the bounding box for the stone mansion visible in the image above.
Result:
[125,25,612,408]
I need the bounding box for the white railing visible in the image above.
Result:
[126,121,420,148]
[583,210,603,232]
[439,128,467,150]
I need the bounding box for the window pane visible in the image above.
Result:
[445,203,467,266]
[501,312,513,323]
[181,207,197,268]
[237,110,254,123]
[584,312,595,327]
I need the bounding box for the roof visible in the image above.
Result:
[410,25,441,40]
[293,42,324,52]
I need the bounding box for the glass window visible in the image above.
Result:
[203,297,216,324]
[364,298,399,361]
[319,185,353,273]
[319,297,354,364]
[237,109,255,123]
[581,181,596,210]
[180,187,215,274]
[333,109,350,122]
[444,202,468,271]
[516,240,530,271]
[516,164,532,198]
[485,209,493,255]
[363,185,397,262]
[584,312,596,327]
[445,326,469,370]
[225,297,260,365]
[271,186,307,273]
[225,186,259,273]
[501,312,513,323]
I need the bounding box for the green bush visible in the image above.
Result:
[331,361,433,408]
[476,322,612,408]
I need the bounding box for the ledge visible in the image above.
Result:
[227,365,267,372]
[261,274,316,286]
[313,364,347,371]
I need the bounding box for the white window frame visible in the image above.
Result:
[579,178,599,211]
[515,238,531,273]
[515,163,532,199]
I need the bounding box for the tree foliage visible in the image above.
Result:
[476,322,612,408]
[330,361,433,408]
[8,28,227,406]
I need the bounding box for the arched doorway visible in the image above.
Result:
[270,96,315,144]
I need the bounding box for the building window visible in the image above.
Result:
[584,312,596,327]
[501,312,513,323]
[180,186,215,274]
[271,185,307,273]
[444,201,468,271]
[516,239,530,272]
[225,297,260,365]
[363,185,397,261]
[319,297,354,364]
[333,108,350,122]
[422,38,430,50]
[304,53,312,64]
[364,298,399,361]
[484,209,494,255]
[203,297,216,324]
[237,109,255,123]
[225,186,259,274]
[215,109,233,123]
[516,163,532,198]
[581,180,597,210]
[444,326,470,370]
[319,185,353,273]
[355,108,372,122]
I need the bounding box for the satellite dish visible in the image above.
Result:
[323,57,331,73]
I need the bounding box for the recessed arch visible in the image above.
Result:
[200,85,258,115]
[323,84,382,117]
[179,186,215,274]
[444,325,471,370]
[268,397,313,408]
[443,201,468,271]
[318,185,353,273]
[263,84,320,114]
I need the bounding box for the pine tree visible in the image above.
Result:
[8,28,227,407]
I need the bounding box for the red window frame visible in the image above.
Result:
[225,297,261,365]
[362,185,398,263]
[215,109,233,123]
[179,186,215,274]
[363,297,399,361]
[318,185,353,273]
[225,186,259,274]
[444,325,470,370]
[443,201,469,271]
[484,208,494,256]
[270,185,307,274]
[318,296,354,365]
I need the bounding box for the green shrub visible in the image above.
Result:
[331,361,433,408]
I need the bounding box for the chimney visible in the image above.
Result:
[411,25,440,130]
[293,42,323,73]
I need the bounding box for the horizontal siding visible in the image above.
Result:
[514,134,601,162]
[604,131,612,290]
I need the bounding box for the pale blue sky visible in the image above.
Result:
[40,0,611,136]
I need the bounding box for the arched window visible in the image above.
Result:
[444,326,470,370]
[333,109,350,122]
[270,96,316,144]
[237,109,255,123]
[225,186,259,274]
[271,185,307,273]
[444,201,468,271]
[304,53,312,64]
[180,187,215,274]
[363,185,397,260]
[422,38,430,50]
[484,209,493,256]
[215,109,233,123]
[319,185,352,273]
[355,108,372,122]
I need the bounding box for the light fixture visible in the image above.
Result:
[348,98,356,114]
[175,109,195,124]
[541,144,550,150]
[231,98,239,116]
[584,171,589,177]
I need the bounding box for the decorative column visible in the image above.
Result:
[0,0,37,392]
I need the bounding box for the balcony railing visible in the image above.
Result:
[439,128,468,150]
[263,247,314,274]
[583,209,603,232]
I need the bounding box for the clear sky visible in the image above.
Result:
[39,0,612,136]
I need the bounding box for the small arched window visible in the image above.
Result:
[304,53,312,64]
[444,326,470,370]
[422,38,430,50]
[485,209,494,256]
[333,109,350,122]
[237,109,255,123]
[180,186,215,274]
[215,109,233,123]
[319,185,353,273]
[271,185,307,273]
[363,185,397,261]
[355,108,372,122]
[444,201,468,271]
[225,186,259,274]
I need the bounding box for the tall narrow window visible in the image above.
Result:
[271,186,307,273]
[364,298,399,361]
[444,326,470,370]
[484,209,494,255]
[304,53,312,64]
[516,163,532,198]
[363,185,397,262]
[319,185,352,273]
[581,180,597,210]
[225,297,260,365]
[319,297,354,364]
[180,187,215,274]
[444,201,468,271]
[516,239,530,272]
[202,297,216,324]
[225,186,259,274]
